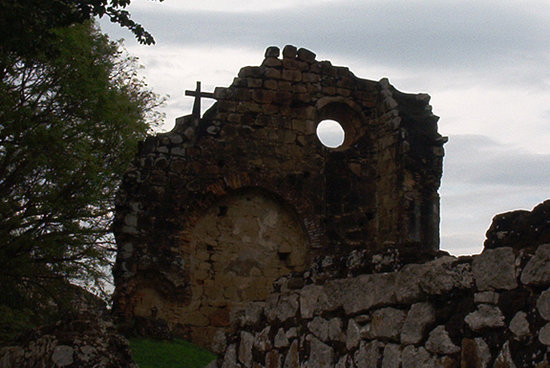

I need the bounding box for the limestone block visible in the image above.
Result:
[265,46,280,58]
[346,319,360,350]
[425,325,460,355]
[537,288,550,320]
[297,48,316,62]
[461,338,491,368]
[283,340,299,368]
[354,341,381,368]
[275,328,290,348]
[264,80,278,90]
[520,244,550,285]
[277,294,299,322]
[465,304,505,331]
[394,264,425,303]
[212,329,228,354]
[539,323,550,345]
[509,311,530,339]
[328,318,344,342]
[493,341,517,368]
[401,345,433,368]
[265,294,280,322]
[282,45,297,58]
[254,326,272,352]
[339,273,396,315]
[282,70,302,82]
[286,327,297,339]
[221,344,237,368]
[300,285,329,319]
[472,247,517,291]
[308,336,334,368]
[474,291,499,304]
[382,344,402,368]
[238,331,254,367]
[52,345,74,367]
[419,256,473,295]
[363,307,406,341]
[401,302,436,345]
[308,317,329,342]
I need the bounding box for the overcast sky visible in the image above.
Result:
[100,0,550,256]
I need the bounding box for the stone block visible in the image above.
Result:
[238,331,254,367]
[509,311,530,339]
[464,304,505,331]
[538,288,550,320]
[521,244,550,285]
[282,70,302,82]
[474,291,499,304]
[493,341,517,368]
[265,46,280,58]
[401,346,432,368]
[425,325,460,354]
[308,336,334,368]
[282,45,297,59]
[354,341,381,368]
[540,323,550,345]
[362,307,406,341]
[382,344,402,368]
[274,328,289,348]
[401,302,436,345]
[345,319,360,350]
[283,340,299,368]
[297,48,316,62]
[472,247,517,291]
[308,317,329,342]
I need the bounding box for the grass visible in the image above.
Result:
[129,337,217,368]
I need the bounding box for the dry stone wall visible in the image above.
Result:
[212,229,550,367]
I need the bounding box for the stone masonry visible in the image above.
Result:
[212,200,550,368]
[112,45,446,348]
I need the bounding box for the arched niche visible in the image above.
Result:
[187,188,309,318]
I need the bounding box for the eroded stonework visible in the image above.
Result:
[113,45,446,348]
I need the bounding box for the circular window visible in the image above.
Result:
[316,119,345,148]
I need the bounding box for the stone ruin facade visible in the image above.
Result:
[3,46,550,368]
[112,45,446,348]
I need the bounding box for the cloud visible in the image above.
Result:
[439,134,550,255]
[109,0,550,76]
[443,135,550,186]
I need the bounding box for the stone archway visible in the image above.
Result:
[184,188,309,345]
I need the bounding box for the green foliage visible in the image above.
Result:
[0,21,164,343]
[0,0,164,57]
[129,338,217,368]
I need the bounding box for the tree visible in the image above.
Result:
[0,21,163,342]
[1,0,164,58]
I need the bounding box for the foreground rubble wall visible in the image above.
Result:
[213,202,550,367]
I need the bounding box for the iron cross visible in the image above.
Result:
[185,81,215,119]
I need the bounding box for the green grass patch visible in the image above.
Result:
[129,337,217,368]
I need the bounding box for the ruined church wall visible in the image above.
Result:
[112,45,445,348]
[213,242,550,367]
